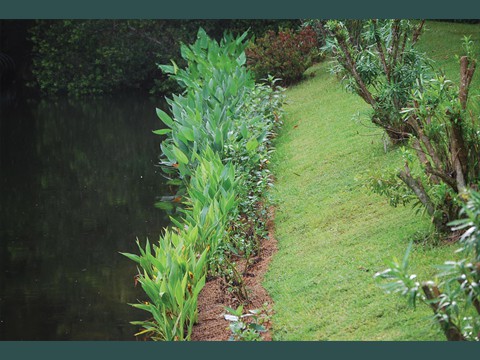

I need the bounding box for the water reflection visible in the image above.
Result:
[0,93,170,340]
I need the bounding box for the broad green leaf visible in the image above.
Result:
[249,323,266,332]
[166,178,183,186]
[174,282,185,308]
[236,52,246,66]
[158,64,174,75]
[154,201,174,210]
[172,146,189,165]
[131,303,152,312]
[240,122,249,139]
[160,143,174,162]
[178,125,195,142]
[193,275,206,298]
[156,108,174,128]
[152,128,172,135]
[120,252,140,264]
[246,138,259,152]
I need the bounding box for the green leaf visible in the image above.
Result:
[240,122,249,139]
[152,128,172,135]
[120,252,141,264]
[154,201,174,210]
[131,303,153,312]
[237,52,246,66]
[171,60,179,74]
[225,193,237,213]
[193,275,206,298]
[249,323,266,332]
[178,126,195,142]
[156,108,174,128]
[246,138,259,152]
[158,64,174,75]
[166,178,183,186]
[402,241,413,269]
[236,31,249,45]
[172,146,189,165]
[174,282,185,308]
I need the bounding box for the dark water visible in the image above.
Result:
[0,93,170,340]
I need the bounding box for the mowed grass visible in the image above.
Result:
[264,21,480,341]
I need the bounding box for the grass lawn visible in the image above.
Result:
[263,21,480,341]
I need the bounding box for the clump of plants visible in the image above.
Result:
[324,20,480,233]
[322,19,427,143]
[122,28,285,340]
[246,26,319,86]
[375,190,480,341]
[366,37,479,232]
[122,234,208,340]
[224,303,272,341]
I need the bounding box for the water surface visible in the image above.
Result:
[0,93,170,340]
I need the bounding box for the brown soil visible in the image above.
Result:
[190,206,278,341]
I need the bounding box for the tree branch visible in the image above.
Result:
[459,55,476,110]
[412,20,425,45]
[422,283,467,341]
[411,138,441,185]
[398,163,435,217]
[330,27,377,107]
[407,116,443,170]
[390,20,402,70]
[372,19,390,82]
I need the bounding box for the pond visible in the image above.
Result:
[0,93,170,340]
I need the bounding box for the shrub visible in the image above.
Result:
[324,20,479,233]
[322,19,427,143]
[366,37,479,232]
[375,190,480,341]
[246,26,319,86]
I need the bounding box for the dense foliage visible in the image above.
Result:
[122,29,284,340]
[324,20,480,232]
[376,190,480,341]
[366,37,479,232]
[246,26,319,86]
[29,20,298,96]
[323,19,427,143]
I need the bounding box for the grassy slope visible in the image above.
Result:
[264,21,480,341]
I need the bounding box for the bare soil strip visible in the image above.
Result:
[191,207,277,341]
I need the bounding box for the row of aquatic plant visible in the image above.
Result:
[122,28,285,340]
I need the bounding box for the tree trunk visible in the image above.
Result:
[422,284,467,341]
[397,166,434,216]
[459,55,476,110]
[334,34,376,107]
[397,164,446,231]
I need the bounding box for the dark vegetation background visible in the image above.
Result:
[0,20,300,97]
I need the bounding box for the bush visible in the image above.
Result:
[322,19,428,143]
[324,20,479,232]
[375,190,480,341]
[246,26,319,86]
[366,37,479,232]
